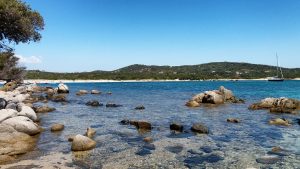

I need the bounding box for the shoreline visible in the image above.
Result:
[22,78,300,83]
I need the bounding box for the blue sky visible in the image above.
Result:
[15,0,300,72]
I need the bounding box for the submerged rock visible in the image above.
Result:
[269,107,296,114]
[143,137,153,143]
[71,134,96,151]
[269,118,290,126]
[91,90,101,94]
[191,123,209,134]
[135,105,145,110]
[85,127,96,138]
[86,100,103,107]
[76,90,89,96]
[227,118,240,123]
[256,155,280,164]
[48,94,67,102]
[170,123,184,132]
[130,121,152,130]
[106,103,122,108]
[51,123,64,132]
[33,105,56,113]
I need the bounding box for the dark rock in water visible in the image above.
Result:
[270,107,296,114]
[166,145,183,154]
[191,123,209,134]
[48,94,67,102]
[267,147,290,156]
[106,103,122,108]
[256,155,280,164]
[130,121,152,130]
[200,146,213,153]
[86,100,103,107]
[143,137,153,143]
[91,90,101,94]
[119,119,130,125]
[170,123,184,132]
[135,148,152,156]
[296,119,300,125]
[143,143,155,150]
[184,154,224,167]
[135,105,145,110]
[33,105,56,113]
[0,98,7,110]
[51,123,64,132]
[227,118,240,123]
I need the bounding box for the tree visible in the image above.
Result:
[0,0,44,81]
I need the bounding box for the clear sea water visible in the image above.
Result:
[26,81,300,168]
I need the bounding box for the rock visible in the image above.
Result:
[268,146,290,156]
[219,86,234,100]
[106,103,122,108]
[143,137,153,143]
[2,81,18,91]
[269,118,290,126]
[57,83,69,94]
[249,97,300,111]
[170,123,183,132]
[17,105,38,121]
[91,90,101,94]
[191,93,205,103]
[130,121,152,130]
[0,125,36,156]
[202,91,224,104]
[71,134,96,151]
[270,107,296,114]
[68,135,76,142]
[107,92,112,95]
[51,123,64,132]
[0,98,7,109]
[86,100,103,107]
[2,116,41,135]
[76,90,89,96]
[33,105,56,113]
[191,123,209,134]
[256,155,280,164]
[5,102,18,111]
[135,105,145,110]
[85,127,96,138]
[296,119,300,125]
[227,118,240,123]
[185,100,200,107]
[0,109,18,123]
[119,119,130,125]
[48,94,67,102]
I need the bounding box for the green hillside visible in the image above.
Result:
[25,62,300,80]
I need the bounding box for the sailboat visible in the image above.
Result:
[267,54,284,82]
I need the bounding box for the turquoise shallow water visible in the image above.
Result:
[31,81,300,168]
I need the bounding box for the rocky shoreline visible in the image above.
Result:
[0,81,300,168]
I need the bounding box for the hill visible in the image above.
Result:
[25,62,300,80]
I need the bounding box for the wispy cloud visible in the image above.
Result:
[16,55,42,64]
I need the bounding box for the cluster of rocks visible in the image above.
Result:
[249,97,300,114]
[76,90,101,96]
[0,82,42,163]
[186,86,244,107]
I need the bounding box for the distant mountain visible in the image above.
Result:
[25,62,300,80]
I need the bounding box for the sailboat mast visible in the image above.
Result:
[276,53,279,77]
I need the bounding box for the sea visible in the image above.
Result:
[19,80,300,168]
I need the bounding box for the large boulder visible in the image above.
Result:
[249,97,300,112]
[0,98,7,110]
[57,83,69,94]
[0,125,36,156]
[2,81,17,91]
[186,86,243,107]
[269,118,290,126]
[2,116,40,135]
[17,105,38,121]
[0,109,18,123]
[71,134,96,151]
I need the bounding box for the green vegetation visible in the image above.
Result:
[0,0,44,81]
[26,62,300,80]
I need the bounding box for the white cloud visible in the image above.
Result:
[16,55,42,64]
